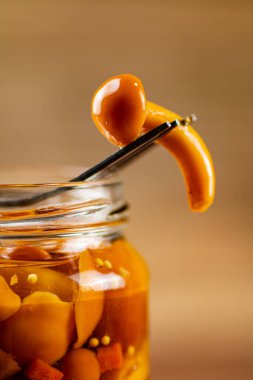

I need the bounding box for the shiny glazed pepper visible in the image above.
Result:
[91,74,215,212]
[91,74,146,147]
[143,101,215,211]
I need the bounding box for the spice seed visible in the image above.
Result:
[10,274,18,286]
[127,345,135,356]
[101,335,111,346]
[119,266,130,278]
[27,273,38,285]
[104,260,112,270]
[95,258,104,268]
[89,337,99,348]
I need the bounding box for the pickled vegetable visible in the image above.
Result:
[9,246,52,261]
[60,349,100,380]
[91,74,215,212]
[0,291,75,365]
[73,250,104,349]
[92,74,146,147]
[0,266,76,302]
[25,359,63,380]
[97,343,123,373]
[0,349,20,379]
[101,340,149,380]
[0,275,21,321]
[0,236,149,379]
[90,239,149,350]
[143,101,215,211]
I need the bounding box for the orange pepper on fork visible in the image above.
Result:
[143,101,215,211]
[91,74,215,212]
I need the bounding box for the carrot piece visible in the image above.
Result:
[97,343,123,373]
[25,359,64,380]
[10,246,52,261]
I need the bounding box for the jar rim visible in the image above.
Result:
[0,165,121,188]
[0,166,127,238]
[0,177,121,188]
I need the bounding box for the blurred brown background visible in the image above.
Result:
[0,1,253,379]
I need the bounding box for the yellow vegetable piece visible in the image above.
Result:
[0,275,21,321]
[0,266,76,302]
[92,239,149,351]
[0,349,20,380]
[0,291,75,365]
[143,101,215,212]
[60,348,100,380]
[73,251,104,349]
[90,239,149,295]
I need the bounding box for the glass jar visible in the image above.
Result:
[0,168,149,380]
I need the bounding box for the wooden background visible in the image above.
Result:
[0,1,253,379]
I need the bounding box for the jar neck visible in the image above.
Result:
[0,176,128,243]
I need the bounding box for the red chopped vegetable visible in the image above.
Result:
[97,343,123,373]
[25,359,64,380]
